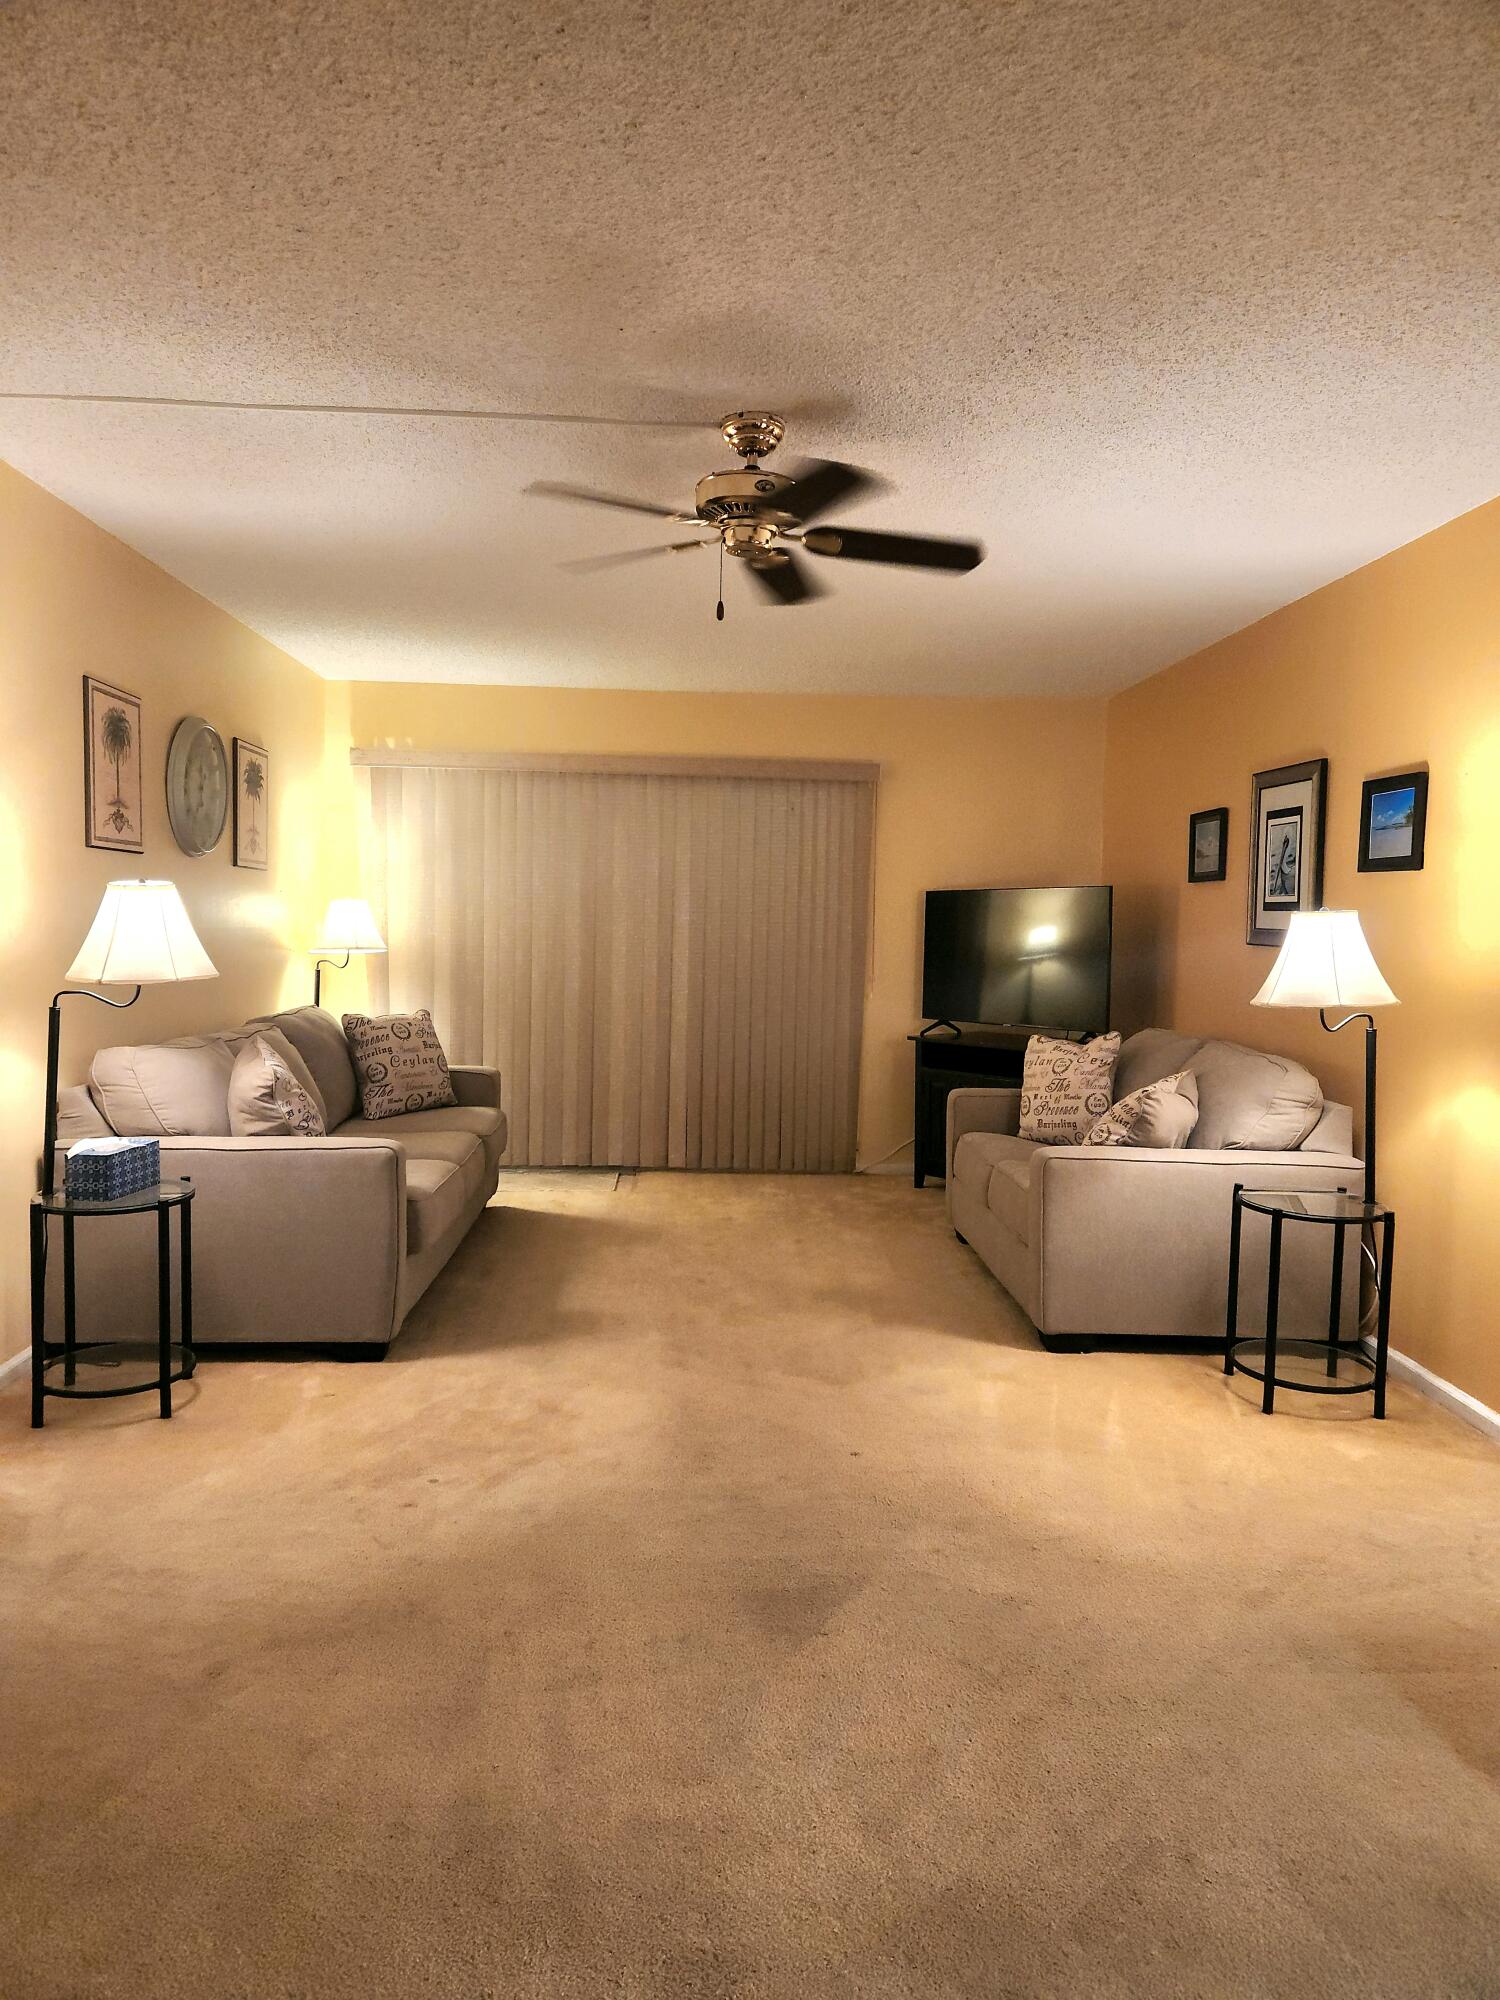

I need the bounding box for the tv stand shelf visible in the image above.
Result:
[909,1029,1028,1187]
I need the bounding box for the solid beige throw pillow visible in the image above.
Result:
[342,1009,457,1121]
[1084,1069,1199,1149]
[227,1034,328,1138]
[1019,1032,1122,1144]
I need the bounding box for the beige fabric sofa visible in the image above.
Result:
[51,1006,505,1353]
[946,1028,1364,1347]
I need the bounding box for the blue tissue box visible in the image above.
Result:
[64,1137,161,1202]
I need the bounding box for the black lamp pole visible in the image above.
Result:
[40,985,142,1198]
[1319,1008,1378,1206]
[312,953,350,1009]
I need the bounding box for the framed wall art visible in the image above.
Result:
[82,676,145,853]
[1358,769,1427,873]
[1187,806,1228,883]
[1248,758,1326,945]
[233,737,269,870]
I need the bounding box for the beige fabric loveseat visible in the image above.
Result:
[946,1028,1364,1348]
[51,1006,504,1354]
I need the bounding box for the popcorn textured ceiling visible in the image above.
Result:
[1,0,1496,694]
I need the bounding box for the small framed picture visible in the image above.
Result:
[1187,807,1228,883]
[1249,758,1326,945]
[232,738,269,870]
[1359,770,1427,873]
[83,676,145,853]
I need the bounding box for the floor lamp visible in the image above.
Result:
[1250,908,1398,1205]
[311,898,386,1008]
[41,880,218,1196]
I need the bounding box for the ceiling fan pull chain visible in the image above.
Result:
[716,541,725,622]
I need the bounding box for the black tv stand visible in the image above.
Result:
[908,1027,1029,1187]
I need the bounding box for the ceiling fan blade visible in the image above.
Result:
[801,526,984,572]
[745,551,827,606]
[767,457,884,523]
[526,480,687,520]
[561,541,710,572]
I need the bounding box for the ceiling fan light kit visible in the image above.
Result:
[527,410,984,614]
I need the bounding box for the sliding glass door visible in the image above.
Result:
[358,757,874,1170]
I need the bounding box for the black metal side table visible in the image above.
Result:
[1224,1186,1394,1417]
[29,1179,196,1429]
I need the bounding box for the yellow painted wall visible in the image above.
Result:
[0,462,327,1366]
[1103,497,1500,1408]
[344,683,1108,1170]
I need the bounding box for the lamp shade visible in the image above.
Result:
[312,897,386,954]
[1251,909,1398,1010]
[66,880,218,985]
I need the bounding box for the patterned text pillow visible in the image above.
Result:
[1018,1032,1122,1145]
[1084,1069,1199,1149]
[227,1034,328,1138]
[342,1009,457,1121]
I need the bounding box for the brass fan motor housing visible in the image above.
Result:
[722,519,783,560]
[693,466,795,527]
[719,410,785,461]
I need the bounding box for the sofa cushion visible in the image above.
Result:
[986,1154,1033,1243]
[90,1028,253,1138]
[56,1084,114,1145]
[1085,1070,1199,1149]
[343,1009,457,1121]
[246,1006,359,1129]
[228,1034,328,1138]
[1019,1032,1121,1144]
[335,1105,507,1177]
[404,1154,471,1254]
[953,1131,1039,1244]
[1186,1039,1323,1151]
[1114,1029,1206,1100]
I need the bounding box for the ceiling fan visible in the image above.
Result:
[525,411,984,612]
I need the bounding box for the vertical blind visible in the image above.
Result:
[357,758,875,1170]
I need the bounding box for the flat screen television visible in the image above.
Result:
[922,885,1113,1035]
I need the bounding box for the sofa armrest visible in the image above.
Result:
[54,1136,408,1345]
[450,1064,502,1110]
[1031,1145,1364,1339]
[946,1087,1021,1177]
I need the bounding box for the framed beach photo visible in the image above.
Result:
[1248,758,1326,945]
[1187,806,1228,883]
[232,737,270,869]
[82,676,145,853]
[1359,770,1427,873]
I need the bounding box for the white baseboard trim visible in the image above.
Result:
[1365,1337,1500,1444]
[0,1347,30,1392]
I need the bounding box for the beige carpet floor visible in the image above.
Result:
[2,1171,1498,1999]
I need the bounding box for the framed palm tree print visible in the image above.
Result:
[233,737,269,870]
[83,676,144,853]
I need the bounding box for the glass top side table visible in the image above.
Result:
[29,1179,196,1428]
[1224,1183,1394,1417]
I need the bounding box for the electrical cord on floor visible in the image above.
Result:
[855,1136,915,1174]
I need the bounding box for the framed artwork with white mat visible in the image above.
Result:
[1248,758,1326,946]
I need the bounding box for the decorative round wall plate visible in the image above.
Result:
[165,716,229,857]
